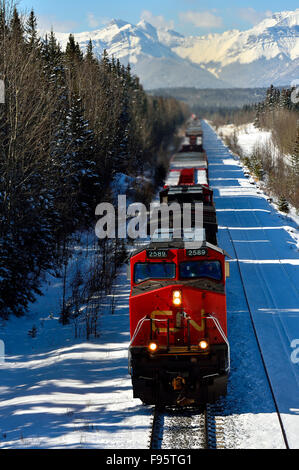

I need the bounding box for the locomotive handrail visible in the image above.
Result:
[129,316,148,348]
[129,317,170,348]
[130,314,206,353]
[205,313,230,372]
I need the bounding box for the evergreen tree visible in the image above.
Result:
[0,4,188,317]
[265,85,276,112]
[26,8,39,50]
[0,3,8,39]
[42,30,64,80]
[65,34,83,63]
[279,88,291,110]
[254,103,262,128]
[101,48,110,71]
[273,87,280,109]
[290,126,299,191]
[0,5,60,317]
[52,95,98,235]
[277,196,289,213]
[85,39,97,64]
[112,63,132,173]
[9,6,23,39]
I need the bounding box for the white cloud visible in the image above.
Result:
[37,14,78,33]
[140,10,174,30]
[238,8,273,25]
[179,10,223,29]
[86,13,110,29]
[87,13,100,29]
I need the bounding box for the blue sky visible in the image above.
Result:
[19,0,298,35]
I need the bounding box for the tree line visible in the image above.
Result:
[0,1,189,318]
[250,84,299,212]
[212,84,299,213]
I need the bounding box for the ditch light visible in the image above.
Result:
[148,342,158,353]
[173,290,182,306]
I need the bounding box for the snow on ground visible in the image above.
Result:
[237,124,272,158]
[203,121,299,449]
[214,121,299,229]
[1,124,298,449]
[0,266,152,449]
[217,122,273,158]
[0,165,157,449]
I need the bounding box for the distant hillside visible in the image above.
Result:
[148,88,269,112]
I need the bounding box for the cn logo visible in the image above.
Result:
[290,339,299,364]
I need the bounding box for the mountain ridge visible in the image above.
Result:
[50,9,299,89]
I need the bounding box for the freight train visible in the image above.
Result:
[128,119,230,406]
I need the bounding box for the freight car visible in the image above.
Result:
[160,173,218,246]
[185,123,203,137]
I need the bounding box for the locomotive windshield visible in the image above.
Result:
[134,263,176,284]
[179,260,222,281]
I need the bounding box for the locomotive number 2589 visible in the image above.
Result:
[146,250,168,258]
[186,248,208,257]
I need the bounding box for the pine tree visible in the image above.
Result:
[101,49,110,70]
[112,63,132,174]
[85,39,97,64]
[26,9,39,50]
[42,30,64,81]
[254,103,261,128]
[279,88,291,110]
[273,87,280,109]
[250,149,264,180]
[0,3,8,39]
[65,34,83,63]
[290,126,299,192]
[52,94,98,235]
[64,34,83,97]
[265,85,276,112]
[277,196,289,213]
[54,96,99,324]
[116,58,122,77]
[10,6,23,40]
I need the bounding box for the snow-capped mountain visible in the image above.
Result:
[53,19,227,88]
[52,9,299,89]
[170,9,299,87]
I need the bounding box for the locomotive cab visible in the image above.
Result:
[128,231,230,406]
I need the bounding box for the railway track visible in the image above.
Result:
[147,228,289,451]
[227,227,289,449]
[149,404,227,449]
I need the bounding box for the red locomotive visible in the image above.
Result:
[128,119,230,406]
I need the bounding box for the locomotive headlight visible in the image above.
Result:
[199,340,209,350]
[148,342,158,353]
[173,290,182,306]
